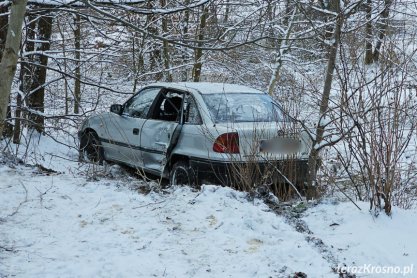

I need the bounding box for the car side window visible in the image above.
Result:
[124,88,160,118]
[184,94,202,125]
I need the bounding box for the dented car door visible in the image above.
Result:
[140,90,184,173]
[141,120,178,173]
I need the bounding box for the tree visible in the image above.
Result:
[26,14,53,132]
[364,0,393,64]
[192,5,208,82]
[0,2,13,137]
[0,0,28,138]
[73,13,82,114]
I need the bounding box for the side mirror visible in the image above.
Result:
[110,104,123,115]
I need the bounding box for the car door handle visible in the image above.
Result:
[133,128,139,135]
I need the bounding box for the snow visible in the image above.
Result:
[148,82,265,95]
[1,164,331,277]
[1,132,417,277]
[2,158,417,277]
[304,201,417,276]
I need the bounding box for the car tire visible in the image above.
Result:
[81,131,104,164]
[169,161,198,188]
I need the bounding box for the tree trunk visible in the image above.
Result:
[307,0,343,194]
[223,0,229,23]
[267,6,297,96]
[181,0,190,81]
[160,0,172,82]
[1,4,13,138]
[192,6,208,82]
[146,0,162,81]
[74,14,81,114]
[364,0,373,64]
[27,15,53,133]
[0,4,8,62]
[373,0,392,62]
[12,92,22,144]
[56,17,69,115]
[0,0,28,138]
[14,15,36,143]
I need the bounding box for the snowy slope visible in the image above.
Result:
[1,134,416,277]
[0,164,333,278]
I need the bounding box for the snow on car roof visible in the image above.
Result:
[147,82,265,95]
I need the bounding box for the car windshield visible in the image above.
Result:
[202,93,288,123]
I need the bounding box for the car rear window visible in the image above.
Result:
[202,93,287,123]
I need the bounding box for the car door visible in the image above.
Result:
[103,87,161,166]
[140,89,184,173]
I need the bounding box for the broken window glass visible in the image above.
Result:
[124,88,160,118]
[184,94,202,124]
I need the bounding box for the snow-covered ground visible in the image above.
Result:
[1,134,416,277]
[304,201,417,277]
[0,163,331,277]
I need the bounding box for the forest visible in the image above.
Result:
[0,0,416,214]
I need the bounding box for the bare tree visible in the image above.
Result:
[192,5,208,82]
[306,0,344,193]
[73,13,82,114]
[0,0,28,138]
[26,14,53,132]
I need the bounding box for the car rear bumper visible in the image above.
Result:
[189,158,309,187]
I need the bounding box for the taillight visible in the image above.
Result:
[213,132,240,153]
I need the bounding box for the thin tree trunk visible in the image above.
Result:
[307,0,343,193]
[181,0,190,81]
[364,0,373,64]
[132,32,138,92]
[266,0,275,48]
[12,92,22,144]
[0,5,8,63]
[1,5,13,138]
[192,6,208,82]
[0,0,28,138]
[27,15,53,133]
[14,15,36,143]
[160,0,172,82]
[146,0,162,81]
[56,18,69,115]
[373,0,392,62]
[74,14,81,114]
[267,7,297,96]
[223,0,229,23]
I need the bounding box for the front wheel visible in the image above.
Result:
[169,161,198,188]
[80,131,104,164]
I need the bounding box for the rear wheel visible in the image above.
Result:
[169,161,197,188]
[80,131,104,164]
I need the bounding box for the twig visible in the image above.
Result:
[132,200,165,209]
[333,182,362,211]
[36,163,60,174]
[268,162,303,201]
[8,181,28,217]
[33,185,53,207]
[94,198,101,208]
[0,246,14,252]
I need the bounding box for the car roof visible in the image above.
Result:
[146,82,265,95]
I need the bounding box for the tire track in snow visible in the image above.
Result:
[263,199,356,278]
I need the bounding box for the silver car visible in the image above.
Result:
[78,82,312,188]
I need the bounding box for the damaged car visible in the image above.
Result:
[78,82,312,188]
